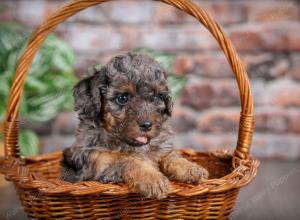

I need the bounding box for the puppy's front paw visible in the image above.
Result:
[132,171,170,199]
[165,160,209,184]
[183,163,209,184]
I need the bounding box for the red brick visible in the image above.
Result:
[246,1,299,22]
[229,25,264,52]
[202,2,247,26]
[15,0,63,26]
[16,0,47,26]
[197,109,240,133]
[106,0,154,24]
[66,25,122,52]
[141,26,219,52]
[193,53,233,78]
[174,53,233,77]
[174,54,194,74]
[266,58,289,79]
[243,53,273,69]
[181,80,214,111]
[214,80,240,107]
[270,80,300,107]
[44,1,62,19]
[181,79,240,111]
[252,81,268,107]
[230,24,300,52]
[262,23,300,51]
[73,5,108,24]
[255,109,290,133]
[287,26,300,51]
[153,1,247,26]
[170,106,198,133]
[244,54,289,80]
[252,134,300,160]
[63,25,140,53]
[16,0,154,25]
[290,112,300,134]
[253,109,300,134]
[291,54,300,81]
[153,2,194,24]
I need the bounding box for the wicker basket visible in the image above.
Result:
[0,0,259,219]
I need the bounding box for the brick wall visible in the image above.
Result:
[1,0,300,160]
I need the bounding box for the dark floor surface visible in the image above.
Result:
[0,160,299,220]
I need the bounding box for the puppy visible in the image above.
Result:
[61,52,208,199]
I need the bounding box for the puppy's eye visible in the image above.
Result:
[152,93,164,103]
[116,93,129,105]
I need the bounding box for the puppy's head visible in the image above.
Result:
[74,52,173,147]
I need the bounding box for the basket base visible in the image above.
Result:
[16,185,239,220]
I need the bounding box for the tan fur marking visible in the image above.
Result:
[119,81,136,96]
[104,112,116,132]
[122,156,170,199]
[90,151,120,174]
[160,151,208,184]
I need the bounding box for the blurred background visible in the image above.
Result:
[0,0,299,219]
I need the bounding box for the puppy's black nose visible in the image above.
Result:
[139,121,152,132]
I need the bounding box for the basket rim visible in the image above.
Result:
[0,150,260,197]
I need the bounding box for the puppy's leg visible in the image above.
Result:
[89,151,124,183]
[120,156,170,199]
[61,146,93,182]
[61,147,122,182]
[85,153,170,198]
[159,151,208,184]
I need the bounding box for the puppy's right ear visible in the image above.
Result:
[73,76,100,119]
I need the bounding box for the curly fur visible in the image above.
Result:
[61,52,208,199]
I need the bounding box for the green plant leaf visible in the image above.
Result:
[49,36,76,73]
[168,74,188,99]
[0,97,6,122]
[0,22,78,158]
[19,129,39,156]
[0,23,77,125]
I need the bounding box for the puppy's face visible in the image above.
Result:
[74,53,173,147]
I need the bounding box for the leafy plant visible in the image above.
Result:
[0,22,77,156]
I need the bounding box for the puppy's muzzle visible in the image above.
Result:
[138,121,152,132]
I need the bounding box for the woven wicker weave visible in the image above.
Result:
[0,0,259,219]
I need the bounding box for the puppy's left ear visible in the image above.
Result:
[165,95,174,116]
[73,75,102,119]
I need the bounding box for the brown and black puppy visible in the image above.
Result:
[61,52,208,199]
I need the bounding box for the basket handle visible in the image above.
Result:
[4,0,254,160]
